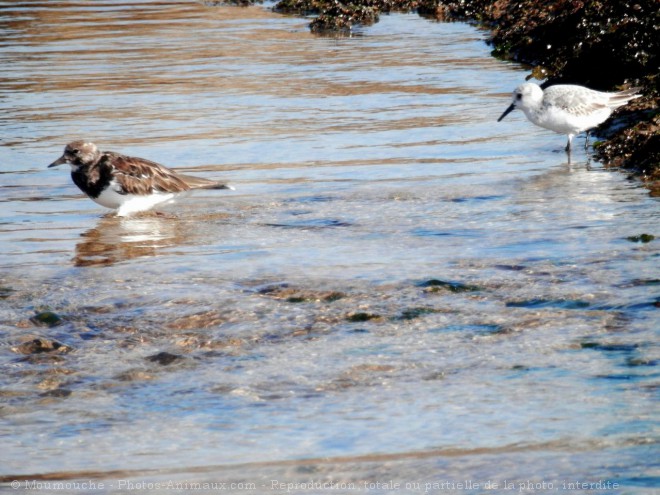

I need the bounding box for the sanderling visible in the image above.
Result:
[49,141,233,216]
[498,82,640,155]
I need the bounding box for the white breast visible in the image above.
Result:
[529,105,612,135]
[93,180,178,216]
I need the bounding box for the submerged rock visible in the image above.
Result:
[0,287,14,299]
[346,312,381,322]
[166,310,226,330]
[30,311,63,327]
[146,351,183,365]
[322,363,398,390]
[257,284,346,303]
[625,357,657,367]
[417,279,480,293]
[12,338,72,355]
[626,233,655,243]
[116,369,156,382]
[39,389,72,398]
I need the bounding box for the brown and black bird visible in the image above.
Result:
[49,141,233,216]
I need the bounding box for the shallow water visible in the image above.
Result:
[0,0,658,492]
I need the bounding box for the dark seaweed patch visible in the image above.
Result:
[417,279,481,293]
[580,342,639,352]
[257,284,345,303]
[265,219,351,230]
[506,299,590,309]
[30,311,63,327]
[629,279,660,287]
[626,234,655,243]
[346,312,381,322]
[0,287,14,299]
[146,352,183,366]
[40,389,73,398]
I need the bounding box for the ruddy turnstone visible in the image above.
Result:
[497,83,640,155]
[48,141,233,216]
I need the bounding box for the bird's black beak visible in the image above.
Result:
[48,155,67,168]
[497,103,515,122]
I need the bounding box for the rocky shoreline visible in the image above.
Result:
[226,0,659,188]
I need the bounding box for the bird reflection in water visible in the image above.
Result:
[73,213,184,267]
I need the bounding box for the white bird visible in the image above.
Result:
[498,82,640,155]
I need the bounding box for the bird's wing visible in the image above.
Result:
[545,86,609,117]
[103,153,191,195]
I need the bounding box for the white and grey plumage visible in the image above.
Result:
[49,141,233,216]
[498,82,640,154]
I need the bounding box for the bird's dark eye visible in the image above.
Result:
[71,148,79,154]
[516,94,522,100]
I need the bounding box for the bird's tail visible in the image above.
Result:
[179,173,235,191]
[608,87,642,108]
[201,183,235,191]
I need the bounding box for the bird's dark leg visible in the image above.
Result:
[584,131,590,150]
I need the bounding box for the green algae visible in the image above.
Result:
[30,311,63,328]
[626,234,655,243]
[417,279,481,293]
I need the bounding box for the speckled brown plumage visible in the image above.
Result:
[48,141,232,215]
